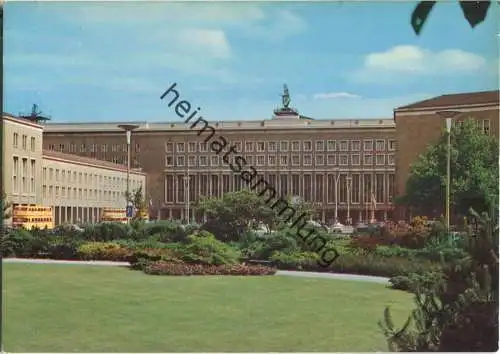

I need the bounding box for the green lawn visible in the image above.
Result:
[3,263,413,352]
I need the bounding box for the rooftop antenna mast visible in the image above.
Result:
[19,104,51,124]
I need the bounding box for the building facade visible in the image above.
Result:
[2,114,147,225]
[394,90,499,219]
[42,114,397,224]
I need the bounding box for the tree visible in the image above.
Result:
[196,189,316,242]
[1,192,12,220]
[402,118,498,218]
[411,1,492,35]
[196,189,276,242]
[125,186,147,221]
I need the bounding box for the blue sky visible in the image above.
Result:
[4,1,499,122]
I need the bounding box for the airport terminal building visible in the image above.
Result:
[5,88,498,225]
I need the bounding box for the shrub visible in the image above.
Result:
[81,223,133,242]
[328,254,440,278]
[143,261,277,276]
[143,220,188,243]
[128,248,180,270]
[77,242,131,261]
[177,232,241,266]
[251,228,300,260]
[270,251,319,270]
[389,272,445,292]
[347,236,382,255]
[1,228,34,257]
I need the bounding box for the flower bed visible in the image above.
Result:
[143,261,277,276]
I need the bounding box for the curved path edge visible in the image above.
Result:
[3,258,390,284]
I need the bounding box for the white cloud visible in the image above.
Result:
[174,28,232,59]
[313,92,361,100]
[352,45,487,83]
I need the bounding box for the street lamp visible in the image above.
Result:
[118,124,139,222]
[334,173,341,222]
[436,111,460,230]
[346,175,352,225]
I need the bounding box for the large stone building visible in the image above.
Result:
[2,114,146,225]
[42,87,397,224]
[394,90,499,219]
[39,87,499,224]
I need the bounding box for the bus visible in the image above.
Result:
[12,205,54,230]
[101,208,128,223]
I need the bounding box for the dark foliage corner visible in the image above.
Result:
[411,1,492,35]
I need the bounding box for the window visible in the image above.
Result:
[246,156,254,165]
[327,140,336,151]
[363,154,373,165]
[280,155,288,166]
[291,141,300,151]
[268,141,277,152]
[101,144,108,152]
[388,140,396,151]
[199,156,208,166]
[176,156,184,166]
[351,140,361,151]
[30,137,36,152]
[303,141,312,151]
[89,144,95,153]
[363,139,373,151]
[257,155,265,166]
[211,156,219,166]
[268,155,276,165]
[376,154,385,165]
[188,156,196,166]
[375,139,385,151]
[303,155,312,165]
[70,144,77,153]
[245,141,254,152]
[166,142,173,153]
[135,143,140,153]
[339,154,348,165]
[340,140,349,151]
[80,144,86,152]
[199,142,208,152]
[315,154,324,165]
[13,133,18,148]
[234,141,242,152]
[176,142,185,153]
[256,142,265,152]
[22,135,27,150]
[327,154,336,165]
[166,156,174,166]
[315,140,324,151]
[387,154,395,165]
[291,155,300,165]
[483,119,490,135]
[280,141,289,152]
[352,154,360,165]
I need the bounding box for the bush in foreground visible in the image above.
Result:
[143,261,277,276]
[77,242,131,261]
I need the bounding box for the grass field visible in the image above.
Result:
[3,263,413,352]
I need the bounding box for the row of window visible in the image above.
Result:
[166,139,397,154]
[13,133,36,152]
[164,173,396,204]
[48,143,142,154]
[166,153,395,167]
[42,185,123,202]
[42,167,142,191]
[12,157,36,195]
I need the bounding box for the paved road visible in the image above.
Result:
[3,258,389,284]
